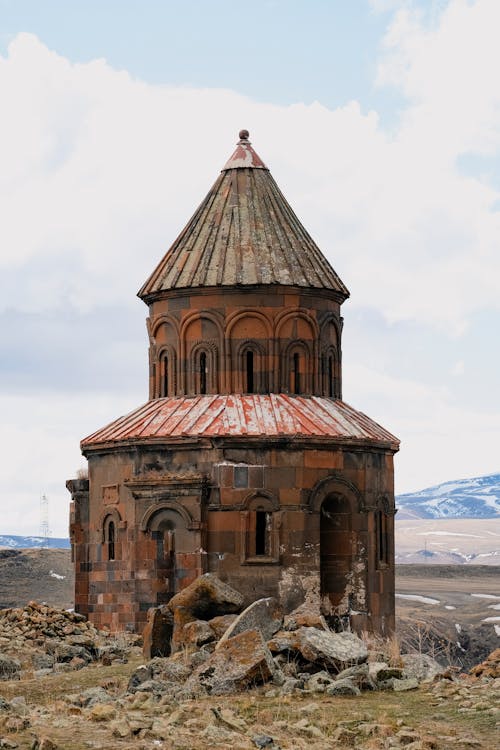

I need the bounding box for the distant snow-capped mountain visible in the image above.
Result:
[397,472,500,519]
[0,535,70,549]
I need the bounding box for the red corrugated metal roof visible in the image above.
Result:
[81,395,399,451]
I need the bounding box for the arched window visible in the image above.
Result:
[282,341,310,395]
[190,345,218,395]
[107,520,115,561]
[156,348,177,398]
[200,352,207,394]
[241,495,279,563]
[162,353,169,397]
[157,520,175,561]
[246,350,254,394]
[328,354,334,397]
[292,352,300,394]
[255,510,271,556]
[375,510,389,567]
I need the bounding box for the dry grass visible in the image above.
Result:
[0,656,497,750]
[361,631,403,668]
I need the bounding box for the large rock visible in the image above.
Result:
[325,678,361,696]
[216,598,283,648]
[0,654,21,680]
[127,664,153,693]
[142,606,173,659]
[401,653,444,682]
[392,677,419,692]
[283,612,327,631]
[207,614,237,639]
[182,619,215,648]
[268,627,367,672]
[369,662,404,683]
[186,629,276,695]
[167,574,243,651]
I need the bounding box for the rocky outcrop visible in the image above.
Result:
[141,606,173,659]
[186,629,277,695]
[216,597,283,648]
[166,574,243,652]
[268,627,368,671]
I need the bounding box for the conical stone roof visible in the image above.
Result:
[138,130,349,300]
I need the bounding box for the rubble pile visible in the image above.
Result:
[0,577,498,749]
[428,668,500,718]
[135,574,443,698]
[0,601,133,676]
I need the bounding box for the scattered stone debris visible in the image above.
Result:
[0,578,497,750]
[0,601,137,675]
[128,575,446,700]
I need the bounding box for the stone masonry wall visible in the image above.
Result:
[71,440,395,634]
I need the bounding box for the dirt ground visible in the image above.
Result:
[0,549,74,610]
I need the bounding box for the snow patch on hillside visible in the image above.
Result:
[397,472,500,519]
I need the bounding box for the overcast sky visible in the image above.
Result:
[1,0,499,536]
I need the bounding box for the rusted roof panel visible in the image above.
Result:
[138,131,349,299]
[222,131,268,170]
[81,395,399,451]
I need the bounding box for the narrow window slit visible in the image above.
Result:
[246,350,254,393]
[255,510,269,556]
[108,521,115,561]
[163,354,169,397]
[328,355,334,397]
[200,352,207,394]
[293,352,300,394]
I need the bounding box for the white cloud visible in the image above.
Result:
[1,4,500,533]
[0,22,499,331]
[344,361,500,494]
[0,390,137,536]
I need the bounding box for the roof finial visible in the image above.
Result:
[238,129,250,142]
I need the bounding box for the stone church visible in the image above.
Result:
[67,130,399,636]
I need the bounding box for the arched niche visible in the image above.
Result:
[309,474,366,623]
[275,308,319,342]
[226,310,272,340]
[181,312,223,394]
[320,314,342,398]
[226,311,271,393]
[309,474,364,514]
[240,491,280,563]
[156,345,177,397]
[152,315,180,346]
[99,508,124,562]
[321,345,339,398]
[281,339,312,394]
[374,494,396,569]
[140,503,196,604]
[235,340,267,394]
[319,314,340,350]
[140,502,195,534]
[320,492,353,615]
[275,310,318,393]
